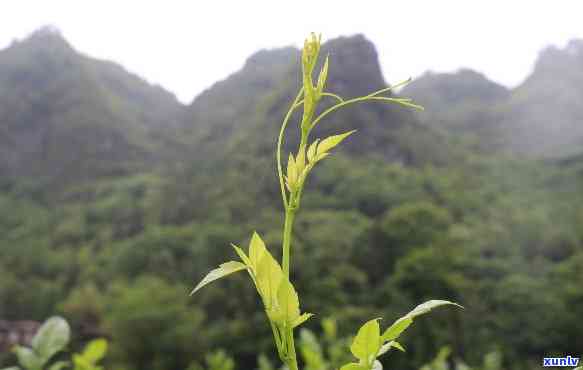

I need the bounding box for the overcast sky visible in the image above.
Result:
[1,1,582,103]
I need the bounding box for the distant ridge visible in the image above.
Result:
[1,27,582,192]
[403,39,583,157]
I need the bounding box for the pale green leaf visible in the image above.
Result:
[31,317,70,363]
[190,261,246,295]
[249,232,267,271]
[340,363,366,370]
[277,278,300,325]
[381,316,412,342]
[408,300,462,318]
[350,318,381,363]
[317,130,356,155]
[256,250,283,309]
[0,367,21,370]
[296,150,306,175]
[316,55,329,95]
[231,243,252,267]
[287,153,297,186]
[81,338,107,363]
[378,341,405,356]
[307,140,319,162]
[292,312,314,328]
[73,354,89,370]
[14,347,42,370]
[382,300,461,341]
[314,152,329,163]
[371,360,383,370]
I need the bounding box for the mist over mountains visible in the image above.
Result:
[1,27,581,187]
[403,39,583,158]
[1,27,583,370]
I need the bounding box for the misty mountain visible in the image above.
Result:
[501,40,583,157]
[403,40,583,157]
[1,27,582,193]
[1,28,583,370]
[0,27,183,187]
[182,35,457,167]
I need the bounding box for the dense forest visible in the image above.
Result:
[1,27,582,370]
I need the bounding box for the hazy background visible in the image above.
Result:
[1,2,583,370]
[2,1,582,102]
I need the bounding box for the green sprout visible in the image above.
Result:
[191,33,460,370]
[0,317,107,370]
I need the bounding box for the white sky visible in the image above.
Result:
[1,1,582,103]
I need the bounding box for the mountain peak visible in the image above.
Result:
[17,25,74,53]
[404,68,509,105]
[532,38,583,76]
[0,25,183,184]
[321,34,386,97]
[243,46,298,68]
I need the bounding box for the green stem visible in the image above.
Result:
[285,327,299,370]
[281,203,297,279]
[310,95,423,129]
[277,89,304,209]
[269,320,284,359]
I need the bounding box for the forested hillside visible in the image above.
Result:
[1,28,582,370]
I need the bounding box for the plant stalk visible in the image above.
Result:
[281,203,297,279]
[285,326,299,370]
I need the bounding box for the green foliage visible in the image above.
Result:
[104,277,205,370]
[188,350,235,370]
[420,346,503,370]
[191,33,458,370]
[2,28,583,370]
[190,261,247,294]
[3,317,71,370]
[341,301,461,370]
[72,339,107,370]
[1,317,108,370]
[0,316,110,370]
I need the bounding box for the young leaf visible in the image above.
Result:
[317,130,356,155]
[382,300,462,341]
[306,140,319,163]
[295,149,306,175]
[81,338,108,363]
[350,318,381,364]
[340,363,367,370]
[380,316,412,342]
[314,152,330,163]
[31,316,71,363]
[249,232,267,271]
[378,341,405,356]
[407,300,463,318]
[292,312,314,328]
[257,250,283,309]
[231,243,252,267]
[371,360,383,370]
[13,347,42,370]
[316,55,329,97]
[73,354,91,370]
[277,278,300,325]
[286,153,298,190]
[190,261,247,295]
